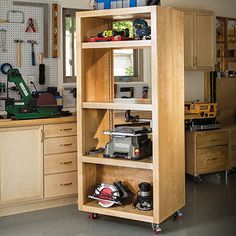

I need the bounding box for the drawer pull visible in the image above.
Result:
[60,143,72,147]
[207,158,217,161]
[60,128,72,131]
[60,182,72,186]
[60,161,73,165]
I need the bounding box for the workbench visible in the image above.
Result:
[0,116,77,217]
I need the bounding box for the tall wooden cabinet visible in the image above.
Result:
[183,9,215,70]
[76,6,185,230]
[0,126,43,204]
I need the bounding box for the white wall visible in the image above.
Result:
[162,0,236,101]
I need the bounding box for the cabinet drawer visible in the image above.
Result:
[44,136,77,155]
[44,152,77,174]
[44,123,76,138]
[196,131,229,148]
[196,145,228,174]
[231,131,236,146]
[231,145,236,168]
[44,171,77,198]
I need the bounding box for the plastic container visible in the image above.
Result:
[110,0,117,8]
[95,0,111,9]
[137,0,147,6]
[122,0,137,8]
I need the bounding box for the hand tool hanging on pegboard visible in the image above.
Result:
[25,18,36,32]
[52,4,58,58]
[39,53,45,85]
[0,29,7,52]
[27,40,37,66]
[7,10,25,23]
[14,40,24,67]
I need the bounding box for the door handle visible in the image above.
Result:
[60,143,72,147]
[60,161,73,165]
[60,182,72,186]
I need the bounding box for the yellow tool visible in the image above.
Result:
[185,102,217,120]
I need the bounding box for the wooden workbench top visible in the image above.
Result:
[0,116,76,128]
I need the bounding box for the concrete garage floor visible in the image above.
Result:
[0,173,236,236]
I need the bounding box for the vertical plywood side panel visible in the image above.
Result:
[157,8,185,223]
[76,14,84,209]
[151,7,160,224]
[83,49,112,102]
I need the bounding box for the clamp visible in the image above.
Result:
[25,18,36,32]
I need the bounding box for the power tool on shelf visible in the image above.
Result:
[133,18,151,40]
[133,182,153,211]
[185,101,221,131]
[87,28,131,42]
[103,110,152,160]
[5,68,60,119]
[88,181,130,208]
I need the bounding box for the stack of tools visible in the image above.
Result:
[87,28,132,42]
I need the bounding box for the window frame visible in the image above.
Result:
[63,8,80,83]
[114,49,144,82]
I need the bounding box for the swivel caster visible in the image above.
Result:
[89,213,98,220]
[194,175,202,183]
[173,210,183,221]
[152,223,162,234]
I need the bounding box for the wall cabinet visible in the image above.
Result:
[0,126,43,204]
[183,9,215,70]
[185,130,229,181]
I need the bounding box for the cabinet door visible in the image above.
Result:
[195,12,215,70]
[0,126,43,204]
[184,11,195,69]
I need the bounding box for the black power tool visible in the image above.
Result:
[133,182,153,211]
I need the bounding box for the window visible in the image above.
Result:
[113,21,143,82]
[63,9,77,83]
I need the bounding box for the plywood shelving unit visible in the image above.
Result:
[76,6,185,229]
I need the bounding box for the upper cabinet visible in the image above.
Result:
[183,9,215,70]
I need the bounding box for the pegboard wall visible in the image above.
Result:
[0,0,58,111]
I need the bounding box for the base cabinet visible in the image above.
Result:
[0,119,77,217]
[185,130,229,177]
[230,129,236,168]
[0,126,43,204]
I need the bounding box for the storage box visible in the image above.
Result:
[137,0,147,6]
[110,0,117,8]
[96,0,111,9]
[122,0,137,8]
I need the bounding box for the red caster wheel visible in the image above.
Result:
[89,213,98,220]
[173,210,183,221]
[152,223,161,234]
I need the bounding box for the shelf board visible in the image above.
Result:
[82,154,153,170]
[77,6,152,20]
[82,40,151,49]
[83,99,152,111]
[82,201,153,223]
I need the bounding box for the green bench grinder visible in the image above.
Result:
[5,68,60,119]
